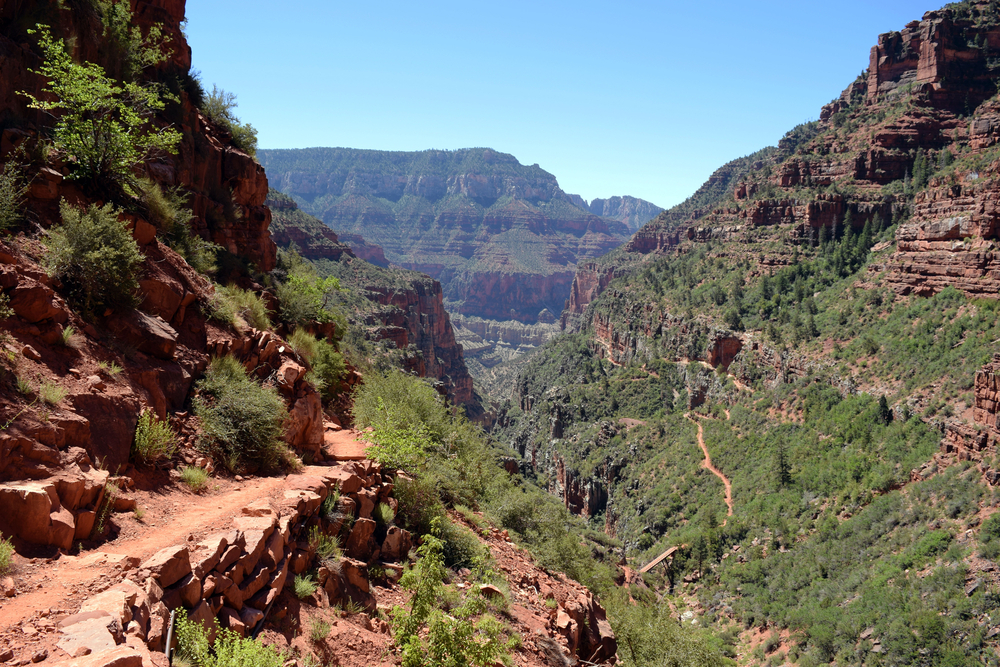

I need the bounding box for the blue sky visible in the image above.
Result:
[186,1,937,209]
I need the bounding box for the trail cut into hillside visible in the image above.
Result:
[686,413,734,523]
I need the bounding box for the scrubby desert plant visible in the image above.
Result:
[139,179,220,275]
[206,285,271,331]
[293,574,318,599]
[38,380,67,405]
[0,161,26,233]
[308,526,343,563]
[201,86,258,157]
[308,617,330,644]
[193,355,289,473]
[45,202,143,314]
[0,536,14,575]
[132,409,177,465]
[174,613,286,667]
[179,466,209,493]
[374,502,395,527]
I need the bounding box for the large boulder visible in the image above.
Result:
[0,481,59,546]
[139,545,191,588]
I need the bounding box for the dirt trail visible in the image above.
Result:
[0,473,288,633]
[686,413,734,523]
[1,431,374,632]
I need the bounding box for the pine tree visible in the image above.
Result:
[877,395,892,425]
[775,441,792,489]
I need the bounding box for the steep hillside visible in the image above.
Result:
[266,190,483,418]
[259,147,632,324]
[496,1,1000,665]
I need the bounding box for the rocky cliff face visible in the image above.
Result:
[1,0,276,272]
[268,194,482,418]
[258,148,631,323]
[561,3,1000,319]
[588,195,663,233]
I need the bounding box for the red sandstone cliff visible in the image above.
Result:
[0,0,276,272]
[267,194,482,417]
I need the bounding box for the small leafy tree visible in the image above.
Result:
[45,201,143,314]
[392,522,515,667]
[201,86,258,156]
[363,397,432,473]
[21,25,181,195]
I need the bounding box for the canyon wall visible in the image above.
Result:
[267,193,482,417]
[258,147,632,324]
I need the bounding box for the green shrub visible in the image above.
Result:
[132,409,177,465]
[174,613,285,667]
[179,466,209,493]
[608,590,727,667]
[980,513,1000,543]
[194,355,289,473]
[22,25,180,195]
[352,369,454,444]
[392,526,515,667]
[308,526,343,563]
[289,330,346,401]
[38,380,67,406]
[394,475,446,538]
[201,86,258,157]
[309,617,330,644]
[288,328,320,361]
[439,519,486,570]
[362,397,432,473]
[206,285,271,331]
[45,202,143,314]
[139,179,219,275]
[374,502,395,527]
[293,574,317,599]
[320,488,341,520]
[0,535,13,575]
[0,160,26,233]
[275,273,342,328]
[311,341,347,401]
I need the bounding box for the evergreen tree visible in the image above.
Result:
[877,395,893,425]
[760,273,773,301]
[775,441,792,489]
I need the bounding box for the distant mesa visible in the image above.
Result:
[259,147,650,324]
[587,195,663,234]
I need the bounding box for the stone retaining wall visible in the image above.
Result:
[54,460,411,666]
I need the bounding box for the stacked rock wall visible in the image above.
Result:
[57,461,412,662]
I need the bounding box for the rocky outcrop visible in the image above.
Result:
[60,461,408,657]
[563,262,629,319]
[866,6,1000,113]
[334,233,389,267]
[588,196,664,233]
[0,0,275,272]
[360,279,478,414]
[266,191,351,262]
[553,454,608,518]
[259,147,630,323]
[882,172,1000,296]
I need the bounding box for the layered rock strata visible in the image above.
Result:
[259,147,631,323]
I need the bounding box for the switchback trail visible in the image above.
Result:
[686,412,734,524]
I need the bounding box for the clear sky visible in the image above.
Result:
[185,1,937,210]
